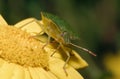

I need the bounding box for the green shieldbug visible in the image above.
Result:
[41,12,96,55]
[40,12,96,75]
[19,12,96,75]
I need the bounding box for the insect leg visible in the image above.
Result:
[63,49,71,76]
[60,44,71,76]
[51,44,61,57]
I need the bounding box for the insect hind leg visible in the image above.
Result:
[51,43,71,76]
[63,50,71,76]
[60,44,71,76]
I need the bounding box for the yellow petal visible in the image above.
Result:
[0,59,15,79]
[14,18,43,35]
[12,65,25,79]
[49,57,84,79]
[0,15,8,26]
[103,53,120,79]
[68,50,88,69]
[29,67,41,79]
[24,68,31,79]
[29,67,58,79]
[35,68,58,79]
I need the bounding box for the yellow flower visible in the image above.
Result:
[0,15,88,79]
[103,52,120,79]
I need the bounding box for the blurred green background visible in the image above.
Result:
[0,0,120,79]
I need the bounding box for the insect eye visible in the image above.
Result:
[60,31,66,37]
[61,31,71,44]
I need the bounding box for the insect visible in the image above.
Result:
[18,12,96,75]
[40,12,96,75]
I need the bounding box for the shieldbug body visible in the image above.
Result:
[19,12,96,75]
[40,12,96,75]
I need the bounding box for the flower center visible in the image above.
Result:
[0,25,48,69]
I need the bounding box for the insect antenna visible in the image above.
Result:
[69,43,96,56]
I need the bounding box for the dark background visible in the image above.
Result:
[0,0,120,79]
